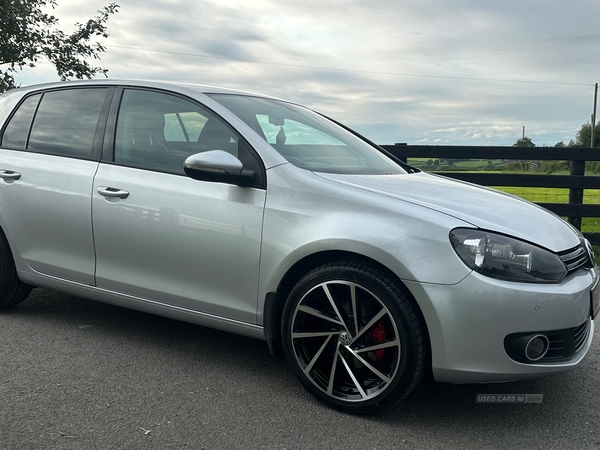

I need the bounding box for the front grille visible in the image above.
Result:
[573,320,590,352]
[559,244,591,275]
[505,319,591,363]
[544,320,590,360]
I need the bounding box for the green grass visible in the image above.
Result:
[490,187,600,233]
[493,187,573,203]
[408,158,507,171]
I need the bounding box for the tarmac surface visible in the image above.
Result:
[1,288,599,449]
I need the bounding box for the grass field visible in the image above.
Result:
[408,158,507,171]
[490,187,600,233]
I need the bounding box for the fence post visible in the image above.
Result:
[568,156,585,230]
[392,143,408,163]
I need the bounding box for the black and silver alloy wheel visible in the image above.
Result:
[282,261,425,413]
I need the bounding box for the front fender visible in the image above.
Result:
[256,164,471,325]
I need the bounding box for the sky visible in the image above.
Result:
[13,0,600,146]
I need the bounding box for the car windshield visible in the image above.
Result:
[208,94,406,175]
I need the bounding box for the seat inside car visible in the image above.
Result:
[197,119,238,157]
[120,110,179,172]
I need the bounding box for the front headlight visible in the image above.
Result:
[450,228,567,283]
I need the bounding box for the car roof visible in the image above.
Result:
[10,79,281,100]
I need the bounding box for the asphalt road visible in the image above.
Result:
[1,288,599,450]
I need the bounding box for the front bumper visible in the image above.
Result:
[404,266,598,383]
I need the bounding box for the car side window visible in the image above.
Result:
[1,94,42,149]
[115,89,238,174]
[27,88,108,158]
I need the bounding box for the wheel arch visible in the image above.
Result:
[0,211,18,257]
[263,249,431,361]
[0,209,28,272]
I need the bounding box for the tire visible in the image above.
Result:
[281,261,425,414]
[0,231,32,309]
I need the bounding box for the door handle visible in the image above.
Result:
[0,170,21,181]
[97,186,130,199]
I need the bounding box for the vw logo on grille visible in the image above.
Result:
[339,332,352,346]
[584,239,595,264]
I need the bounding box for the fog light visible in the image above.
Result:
[525,334,549,361]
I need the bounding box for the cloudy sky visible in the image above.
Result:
[15,0,600,146]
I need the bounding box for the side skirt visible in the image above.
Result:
[17,270,265,341]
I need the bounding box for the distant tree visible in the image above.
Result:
[426,159,433,167]
[571,122,600,148]
[513,137,536,147]
[555,141,566,147]
[0,0,119,93]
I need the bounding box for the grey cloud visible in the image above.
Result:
[228,29,266,43]
[202,41,252,60]
[42,0,600,147]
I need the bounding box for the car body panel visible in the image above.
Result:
[256,163,474,324]
[405,266,597,382]
[92,163,265,323]
[0,89,26,123]
[316,172,581,252]
[14,271,266,340]
[0,150,97,285]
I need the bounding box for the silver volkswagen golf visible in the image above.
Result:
[0,80,597,413]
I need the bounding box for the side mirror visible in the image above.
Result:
[184,150,255,186]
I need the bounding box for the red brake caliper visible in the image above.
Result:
[370,320,387,360]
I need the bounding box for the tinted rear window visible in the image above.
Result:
[1,94,41,149]
[28,88,108,158]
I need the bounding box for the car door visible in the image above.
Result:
[0,88,112,285]
[92,88,266,323]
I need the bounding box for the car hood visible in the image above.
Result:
[315,171,581,252]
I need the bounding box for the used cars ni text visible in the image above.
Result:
[0,80,597,413]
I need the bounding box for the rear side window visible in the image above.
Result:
[1,94,41,149]
[28,88,108,158]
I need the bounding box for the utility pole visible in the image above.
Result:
[522,126,525,139]
[591,82,598,148]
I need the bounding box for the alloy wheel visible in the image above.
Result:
[290,280,402,402]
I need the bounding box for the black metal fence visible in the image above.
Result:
[380,145,600,244]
